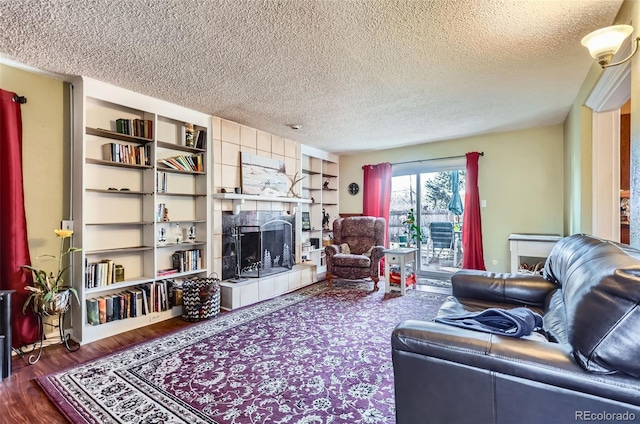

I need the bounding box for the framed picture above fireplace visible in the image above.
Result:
[240,152,290,197]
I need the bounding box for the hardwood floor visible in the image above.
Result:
[0,317,194,424]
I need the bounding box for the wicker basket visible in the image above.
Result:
[181,274,221,322]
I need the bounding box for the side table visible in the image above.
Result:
[383,248,417,295]
[508,233,562,273]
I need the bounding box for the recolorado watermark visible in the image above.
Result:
[575,411,636,421]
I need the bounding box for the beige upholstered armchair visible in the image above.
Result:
[325,216,386,290]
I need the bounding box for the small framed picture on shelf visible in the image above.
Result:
[302,212,311,231]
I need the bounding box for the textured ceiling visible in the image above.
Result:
[0,0,624,154]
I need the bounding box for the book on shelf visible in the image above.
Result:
[138,285,150,315]
[112,294,121,321]
[86,299,99,325]
[105,296,114,322]
[194,129,206,149]
[98,297,107,324]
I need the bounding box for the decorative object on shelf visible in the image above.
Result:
[188,226,196,243]
[174,223,183,244]
[159,227,167,245]
[323,180,330,190]
[322,208,330,230]
[115,265,125,282]
[348,182,359,195]
[185,123,195,147]
[20,229,81,315]
[162,207,170,222]
[234,187,242,194]
[401,208,423,247]
[287,171,306,198]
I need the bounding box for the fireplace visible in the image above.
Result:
[237,219,293,278]
[221,211,296,281]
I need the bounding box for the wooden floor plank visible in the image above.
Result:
[0,317,193,424]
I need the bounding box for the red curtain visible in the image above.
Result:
[462,152,486,270]
[0,89,38,347]
[363,162,392,246]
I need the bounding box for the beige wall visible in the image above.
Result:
[340,125,564,272]
[0,64,70,270]
[562,64,602,235]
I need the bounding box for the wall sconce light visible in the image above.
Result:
[581,24,640,69]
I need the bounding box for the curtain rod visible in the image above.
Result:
[391,151,483,167]
[12,94,27,104]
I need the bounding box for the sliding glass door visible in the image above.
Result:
[390,160,466,279]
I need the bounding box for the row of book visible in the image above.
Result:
[158,154,203,172]
[172,249,203,272]
[102,142,151,166]
[116,118,153,139]
[85,259,123,289]
[86,279,183,325]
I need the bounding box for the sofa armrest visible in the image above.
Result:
[451,269,557,306]
[392,320,640,409]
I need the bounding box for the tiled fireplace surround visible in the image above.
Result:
[219,209,316,310]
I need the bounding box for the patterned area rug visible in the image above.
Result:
[37,281,448,423]
[416,278,452,289]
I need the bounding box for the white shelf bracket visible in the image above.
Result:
[232,198,245,215]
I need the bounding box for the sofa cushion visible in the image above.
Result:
[545,234,640,377]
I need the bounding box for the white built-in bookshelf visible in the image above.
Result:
[71,77,211,344]
[300,145,339,277]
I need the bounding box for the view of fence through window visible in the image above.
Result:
[390,170,466,275]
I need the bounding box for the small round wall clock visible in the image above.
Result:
[348,182,360,195]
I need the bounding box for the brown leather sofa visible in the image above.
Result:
[392,234,640,424]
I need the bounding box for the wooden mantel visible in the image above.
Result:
[212,193,312,214]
